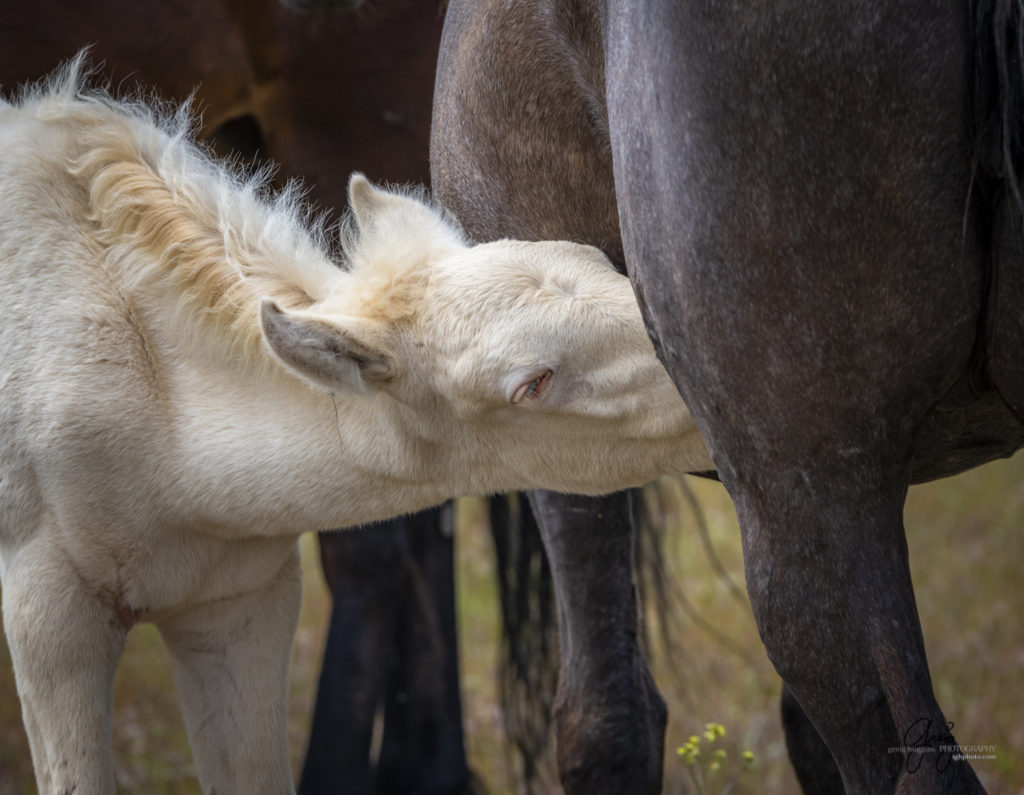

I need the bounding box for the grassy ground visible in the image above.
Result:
[457,457,1024,795]
[1,456,1022,793]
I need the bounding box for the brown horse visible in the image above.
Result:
[433,1,1024,793]
[0,2,468,793]
[433,6,675,792]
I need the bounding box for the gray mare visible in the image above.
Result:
[432,1,1023,793]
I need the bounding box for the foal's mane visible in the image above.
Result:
[28,54,342,368]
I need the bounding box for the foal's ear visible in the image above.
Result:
[259,298,395,393]
[347,172,465,251]
[348,173,387,230]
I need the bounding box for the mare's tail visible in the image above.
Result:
[489,493,558,792]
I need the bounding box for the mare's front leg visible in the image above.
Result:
[156,543,302,795]
[780,683,844,794]
[2,537,131,793]
[527,489,665,795]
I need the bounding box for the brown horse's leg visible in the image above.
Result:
[376,505,473,795]
[301,509,469,795]
[527,490,665,795]
[300,524,410,795]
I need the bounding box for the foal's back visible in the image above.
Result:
[0,68,320,561]
[0,77,306,786]
[0,82,166,544]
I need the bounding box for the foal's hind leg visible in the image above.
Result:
[527,489,665,795]
[1,539,130,793]
[157,544,302,795]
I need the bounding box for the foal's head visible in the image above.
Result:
[261,176,706,493]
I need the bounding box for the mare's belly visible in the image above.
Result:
[911,388,1024,483]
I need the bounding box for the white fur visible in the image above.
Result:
[0,56,711,793]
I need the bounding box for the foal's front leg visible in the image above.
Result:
[156,545,303,795]
[2,540,130,793]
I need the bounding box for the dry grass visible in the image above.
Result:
[1,457,1022,793]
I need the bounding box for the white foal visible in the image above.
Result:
[0,58,711,793]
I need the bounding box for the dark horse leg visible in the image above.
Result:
[605,1,987,791]
[780,684,844,795]
[300,524,407,795]
[527,490,665,795]
[376,505,472,795]
[300,509,470,795]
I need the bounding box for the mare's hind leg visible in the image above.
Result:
[527,489,665,795]
[1,538,129,793]
[156,544,302,795]
[729,459,984,793]
[606,2,991,790]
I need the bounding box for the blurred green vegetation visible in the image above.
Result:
[1,456,1022,793]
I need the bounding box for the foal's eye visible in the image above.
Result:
[511,369,554,404]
